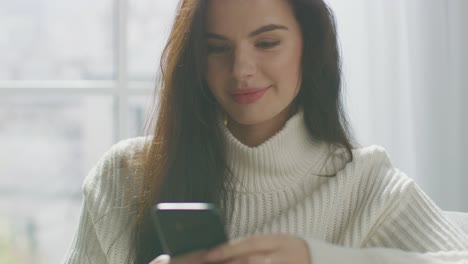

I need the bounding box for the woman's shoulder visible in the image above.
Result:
[324,143,413,190]
[323,144,395,173]
[352,144,389,159]
[348,144,397,171]
[91,136,152,173]
[105,136,153,158]
[329,145,418,219]
[77,137,154,232]
[82,136,153,197]
[345,144,414,193]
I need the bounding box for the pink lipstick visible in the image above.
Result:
[230,86,271,104]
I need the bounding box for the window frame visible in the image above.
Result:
[0,0,154,142]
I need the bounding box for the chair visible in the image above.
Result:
[444,211,468,235]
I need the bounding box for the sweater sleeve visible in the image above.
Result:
[305,182,468,263]
[61,137,147,264]
[61,154,112,264]
[304,148,468,264]
[61,192,108,264]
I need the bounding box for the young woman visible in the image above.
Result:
[63,0,468,263]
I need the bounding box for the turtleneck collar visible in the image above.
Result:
[220,110,329,193]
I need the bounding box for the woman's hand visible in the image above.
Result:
[203,234,312,264]
[149,250,207,264]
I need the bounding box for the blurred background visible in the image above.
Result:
[0,0,466,263]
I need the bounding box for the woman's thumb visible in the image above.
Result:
[149,254,171,264]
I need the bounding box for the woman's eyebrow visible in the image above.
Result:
[205,24,289,40]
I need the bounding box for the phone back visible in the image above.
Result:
[151,203,228,256]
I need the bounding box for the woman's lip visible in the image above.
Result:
[230,86,271,95]
[230,86,271,104]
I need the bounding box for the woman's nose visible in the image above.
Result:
[232,46,257,81]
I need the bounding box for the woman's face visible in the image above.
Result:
[204,0,303,126]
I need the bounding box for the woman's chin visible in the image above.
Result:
[228,114,273,127]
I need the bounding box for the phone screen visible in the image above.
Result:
[151,203,228,257]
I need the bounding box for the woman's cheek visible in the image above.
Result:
[206,61,223,89]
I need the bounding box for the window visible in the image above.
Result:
[0,1,178,263]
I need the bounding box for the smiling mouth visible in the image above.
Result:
[230,86,271,104]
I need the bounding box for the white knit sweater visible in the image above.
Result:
[62,111,468,264]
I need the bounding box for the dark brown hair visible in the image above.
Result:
[126,0,356,263]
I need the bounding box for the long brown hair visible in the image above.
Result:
[127,0,356,263]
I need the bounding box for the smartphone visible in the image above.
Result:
[151,202,228,257]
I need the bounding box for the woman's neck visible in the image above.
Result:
[227,105,296,147]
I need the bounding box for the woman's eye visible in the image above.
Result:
[207,45,230,54]
[257,40,281,49]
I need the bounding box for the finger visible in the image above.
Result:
[171,250,207,264]
[223,255,265,264]
[149,254,170,264]
[149,250,207,264]
[223,253,280,264]
[204,235,282,263]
